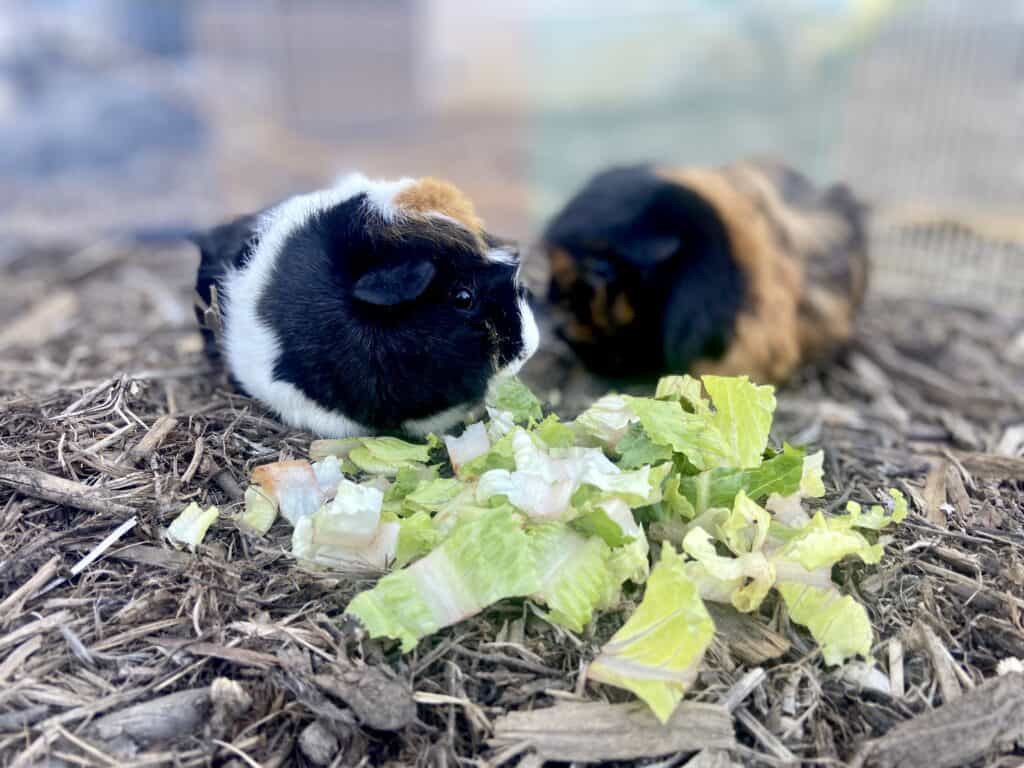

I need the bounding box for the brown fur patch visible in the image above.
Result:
[394,178,485,235]
[612,293,636,326]
[658,166,803,384]
[548,247,579,295]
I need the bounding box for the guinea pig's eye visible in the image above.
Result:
[452,287,475,311]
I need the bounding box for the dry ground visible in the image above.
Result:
[1,239,1023,767]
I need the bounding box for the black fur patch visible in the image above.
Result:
[544,165,745,376]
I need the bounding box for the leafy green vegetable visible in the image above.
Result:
[777,581,873,665]
[345,505,537,651]
[403,478,463,513]
[615,423,673,470]
[394,511,440,567]
[623,396,730,471]
[167,502,219,549]
[488,375,543,424]
[530,524,615,632]
[655,374,709,414]
[702,375,776,468]
[575,394,636,448]
[533,415,576,449]
[677,444,805,513]
[588,543,714,723]
[458,430,516,478]
[240,487,277,535]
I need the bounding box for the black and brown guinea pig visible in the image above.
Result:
[190,173,539,437]
[541,158,869,384]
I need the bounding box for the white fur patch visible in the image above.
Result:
[220,179,409,438]
[402,403,471,438]
[485,248,519,265]
[332,171,414,222]
[496,298,540,378]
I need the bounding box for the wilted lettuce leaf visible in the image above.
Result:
[251,459,322,525]
[444,422,490,475]
[308,437,363,462]
[345,505,538,651]
[844,489,908,530]
[403,478,463,513]
[488,376,543,424]
[458,430,517,478]
[588,543,714,723]
[682,526,774,612]
[167,502,219,549]
[574,394,636,448]
[530,524,615,632]
[533,414,576,449]
[702,375,776,469]
[616,423,674,470]
[777,581,873,665]
[240,487,277,535]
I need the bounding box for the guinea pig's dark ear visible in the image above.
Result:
[189,214,261,270]
[618,234,680,266]
[353,260,437,306]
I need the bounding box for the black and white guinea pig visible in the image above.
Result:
[191,173,539,437]
[542,158,868,384]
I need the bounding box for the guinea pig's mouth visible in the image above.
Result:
[493,294,540,379]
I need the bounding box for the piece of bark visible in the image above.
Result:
[313,665,417,731]
[921,462,948,527]
[0,556,61,621]
[707,603,790,665]
[950,451,1024,480]
[851,672,1024,768]
[0,463,134,515]
[129,415,179,462]
[490,700,735,763]
[87,687,211,747]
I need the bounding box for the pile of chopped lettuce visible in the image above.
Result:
[221,374,905,723]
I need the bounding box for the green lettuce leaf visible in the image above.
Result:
[530,524,615,632]
[655,375,710,415]
[615,423,674,470]
[394,510,441,567]
[532,414,576,449]
[574,394,636,448]
[345,505,538,651]
[702,375,776,469]
[239,487,277,535]
[622,396,730,471]
[678,443,805,513]
[487,376,543,424]
[458,430,516,478]
[777,581,873,665]
[402,477,464,513]
[587,543,714,723]
[167,502,219,549]
[682,527,774,613]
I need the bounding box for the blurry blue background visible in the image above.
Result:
[2,0,1022,305]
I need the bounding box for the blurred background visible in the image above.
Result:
[2,0,1023,309]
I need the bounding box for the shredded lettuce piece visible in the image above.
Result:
[308,437,362,463]
[167,502,219,549]
[588,543,714,723]
[682,527,774,612]
[600,498,651,585]
[655,375,709,415]
[403,478,464,513]
[574,394,636,448]
[678,444,805,513]
[345,505,538,651]
[444,422,490,475]
[487,376,543,424]
[777,581,873,665]
[348,436,433,476]
[702,375,776,469]
[615,423,674,470]
[394,510,440,567]
[530,524,615,631]
[533,415,576,449]
[458,430,516,478]
[623,396,730,471]
[844,489,908,530]
[239,486,277,535]
[801,450,827,498]
[251,460,322,524]
[292,479,399,569]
